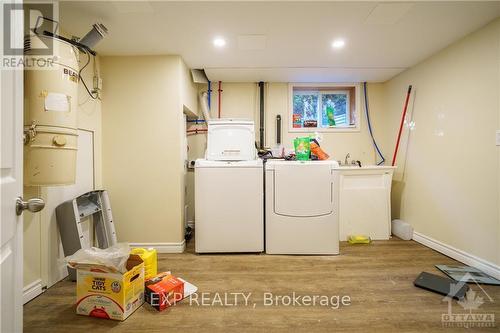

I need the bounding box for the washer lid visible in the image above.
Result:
[195,159,263,168]
[271,162,333,217]
[207,118,254,126]
[206,119,256,161]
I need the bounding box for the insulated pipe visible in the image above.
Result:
[259,81,265,149]
[199,92,211,121]
[391,85,412,166]
[218,81,222,118]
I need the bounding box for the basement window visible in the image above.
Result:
[289,84,359,132]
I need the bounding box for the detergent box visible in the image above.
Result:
[75,254,145,321]
[144,272,184,311]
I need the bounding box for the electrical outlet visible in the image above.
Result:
[93,75,103,91]
[496,130,500,146]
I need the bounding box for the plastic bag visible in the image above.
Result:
[310,140,330,160]
[65,243,130,273]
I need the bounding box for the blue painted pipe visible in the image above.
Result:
[207,80,212,110]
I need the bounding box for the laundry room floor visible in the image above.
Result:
[24,238,500,332]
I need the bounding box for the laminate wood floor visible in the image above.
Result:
[24,238,500,332]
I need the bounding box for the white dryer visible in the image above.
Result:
[265,160,339,254]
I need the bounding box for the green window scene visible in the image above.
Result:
[292,89,351,129]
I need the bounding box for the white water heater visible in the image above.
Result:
[24,35,79,186]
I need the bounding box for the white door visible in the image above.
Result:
[0,52,24,332]
[1,3,43,331]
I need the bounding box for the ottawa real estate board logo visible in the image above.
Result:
[2,2,57,69]
[441,273,495,328]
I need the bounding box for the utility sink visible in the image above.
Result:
[333,165,397,241]
[336,164,397,171]
[335,165,396,170]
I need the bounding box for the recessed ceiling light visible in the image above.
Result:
[213,37,226,48]
[331,39,345,49]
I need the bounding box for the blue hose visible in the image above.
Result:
[364,82,385,165]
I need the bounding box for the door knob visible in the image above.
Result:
[16,197,45,215]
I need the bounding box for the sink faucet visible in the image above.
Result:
[344,153,351,166]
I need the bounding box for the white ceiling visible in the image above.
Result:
[59,1,500,82]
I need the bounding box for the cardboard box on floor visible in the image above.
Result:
[75,254,145,321]
[145,272,185,311]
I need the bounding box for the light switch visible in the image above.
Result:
[497,130,500,146]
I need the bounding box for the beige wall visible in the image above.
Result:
[264,83,384,165]
[381,19,500,265]
[101,55,193,246]
[191,82,383,163]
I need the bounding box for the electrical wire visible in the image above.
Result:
[363,82,385,165]
[79,49,99,100]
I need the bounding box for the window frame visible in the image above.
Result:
[289,83,361,133]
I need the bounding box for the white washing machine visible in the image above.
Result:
[195,159,264,253]
[265,160,339,254]
[194,119,263,253]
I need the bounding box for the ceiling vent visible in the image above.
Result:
[365,3,414,25]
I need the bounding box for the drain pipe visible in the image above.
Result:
[259,81,265,149]
[276,115,282,145]
[217,81,222,118]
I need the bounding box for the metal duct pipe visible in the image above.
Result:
[79,23,108,50]
[199,91,211,121]
[259,81,265,149]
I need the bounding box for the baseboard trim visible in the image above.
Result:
[23,279,43,304]
[413,231,500,280]
[130,241,185,254]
